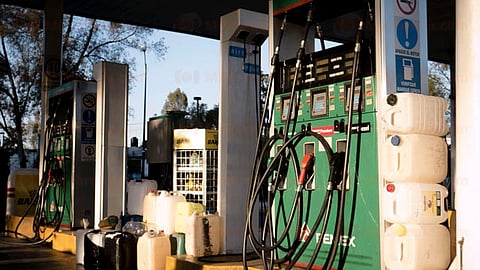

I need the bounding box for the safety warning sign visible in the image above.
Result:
[396,0,416,15]
[395,55,420,93]
[393,0,424,93]
[396,19,418,50]
[82,93,96,108]
[81,144,95,161]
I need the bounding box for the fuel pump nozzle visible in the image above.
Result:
[328,151,346,191]
[298,153,315,187]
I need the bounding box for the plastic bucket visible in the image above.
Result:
[127,179,157,216]
[383,223,450,270]
[382,134,448,183]
[382,182,449,224]
[381,93,449,136]
[137,230,170,270]
[185,211,220,256]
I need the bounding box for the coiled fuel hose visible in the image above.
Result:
[244,126,338,269]
[243,0,372,268]
[242,10,288,269]
[6,102,71,245]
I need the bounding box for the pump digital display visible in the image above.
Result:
[344,80,364,112]
[311,87,328,117]
[281,96,294,122]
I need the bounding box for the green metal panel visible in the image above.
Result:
[45,133,72,226]
[271,76,380,269]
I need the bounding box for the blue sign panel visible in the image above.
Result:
[396,19,417,50]
[81,127,96,144]
[395,55,421,93]
[82,109,96,124]
[243,63,260,74]
[229,45,245,59]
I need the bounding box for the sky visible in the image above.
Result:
[127,30,270,145]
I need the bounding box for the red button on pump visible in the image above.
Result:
[386,183,395,193]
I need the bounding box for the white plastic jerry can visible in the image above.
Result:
[154,190,170,232]
[175,202,205,234]
[383,223,450,270]
[382,134,448,183]
[162,191,186,235]
[137,230,171,270]
[185,211,220,257]
[382,182,449,224]
[381,93,449,136]
[142,190,157,224]
[127,179,158,216]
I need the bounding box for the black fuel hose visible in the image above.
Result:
[244,0,374,268]
[245,128,335,269]
[12,102,71,245]
[255,5,318,264]
[243,11,289,270]
[282,2,315,141]
[286,152,344,270]
[322,4,368,268]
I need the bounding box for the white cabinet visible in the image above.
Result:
[173,129,218,213]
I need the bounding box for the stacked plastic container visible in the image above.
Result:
[380,93,450,270]
[142,190,187,235]
[184,210,221,256]
[141,189,222,259]
[126,179,157,217]
[155,191,187,235]
[175,201,205,234]
[137,229,171,270]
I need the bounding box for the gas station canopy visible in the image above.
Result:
[0,0,454,63]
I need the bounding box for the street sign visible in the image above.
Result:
[229,45,245,59]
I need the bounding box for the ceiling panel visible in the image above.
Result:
[0,0,454,63]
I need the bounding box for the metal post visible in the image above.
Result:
[194,96,201,127]
[39,0,63,183]
[140,45,147,177]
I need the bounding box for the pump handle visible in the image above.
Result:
[298,153,315,185]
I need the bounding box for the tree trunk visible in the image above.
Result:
[15,117,26,168]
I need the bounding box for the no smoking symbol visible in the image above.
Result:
[397,0,416,15]
[83,94,95,108]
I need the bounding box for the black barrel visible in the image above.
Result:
[104,231,138,270]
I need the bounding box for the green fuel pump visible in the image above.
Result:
[271,75,380,268]
[42,80,96,228]
[243,38,380,268]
